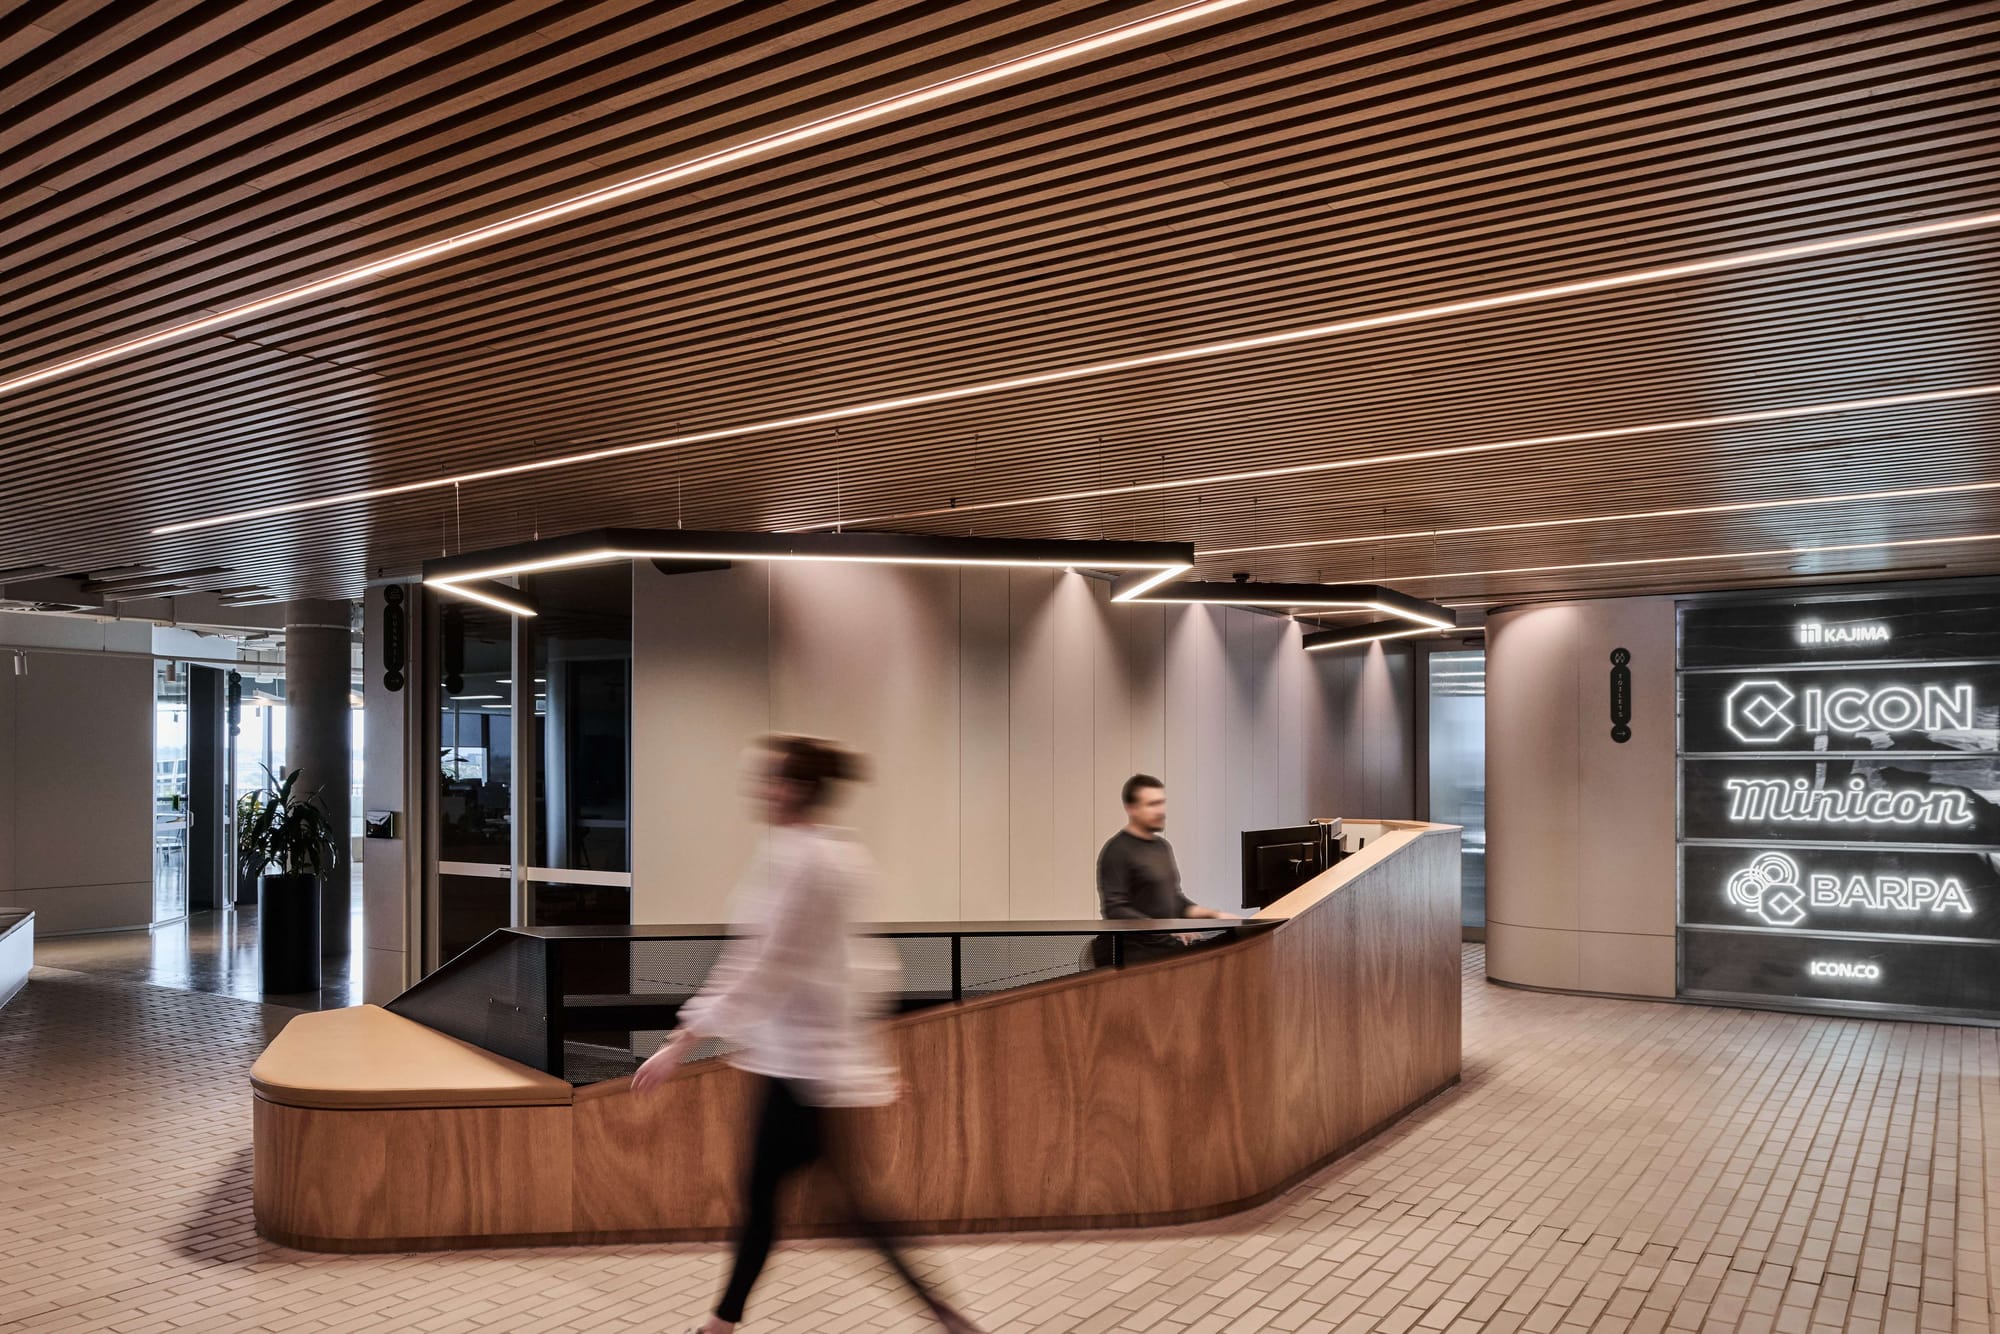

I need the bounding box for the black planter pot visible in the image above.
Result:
[259,872,322,994]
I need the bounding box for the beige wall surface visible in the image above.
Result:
[0,652,153,934]
[0,670,13,902]
[361,588,417,1004]
[1485,598,1677,997]
[632,563,1407,924]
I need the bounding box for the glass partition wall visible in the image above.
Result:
[152,662,191,925]
[1424,648,1487,936]
[425,563,633,972]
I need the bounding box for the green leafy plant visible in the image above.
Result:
[240,768,339,879]
[235,790,264,861]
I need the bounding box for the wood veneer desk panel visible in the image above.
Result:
[253,823,1461,1250]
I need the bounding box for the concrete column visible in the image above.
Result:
[1485,597,1677,998]
[187,666,226,913]
[285,600,353,956]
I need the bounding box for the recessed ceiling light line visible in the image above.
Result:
[823,383,2000,530]
[151,218,2000,536]
[4,0,1254,403]
[1198,475,2000,558]
[1376,530,2000,584]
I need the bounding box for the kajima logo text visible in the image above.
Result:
[1723,679,1974,744]
[1797,620,1891,646]
[1725,852,1974,928]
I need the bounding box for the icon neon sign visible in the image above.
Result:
[1723,679,1975,744]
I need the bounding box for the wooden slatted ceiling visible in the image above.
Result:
[0,0,1996,612]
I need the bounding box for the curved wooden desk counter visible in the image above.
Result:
[254,821,1461,1251]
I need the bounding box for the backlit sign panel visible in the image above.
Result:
[1679,589,2000,1022]
[1681,664,2000,753]
[1679,757,2000,847]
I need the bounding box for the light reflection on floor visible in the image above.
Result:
[33,884,363,1012]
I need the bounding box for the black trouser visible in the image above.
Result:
[716,1076,957,1326]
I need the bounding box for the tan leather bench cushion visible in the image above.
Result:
[251,1004,573,1110]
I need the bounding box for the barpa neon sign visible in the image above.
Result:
[1726,851,1974,927]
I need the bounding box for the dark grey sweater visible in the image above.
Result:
[1096,830,1195,943]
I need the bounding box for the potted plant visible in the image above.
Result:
[240,769,339,994]
[234,790,264,906]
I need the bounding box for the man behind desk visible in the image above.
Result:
[1096,774,1239,963]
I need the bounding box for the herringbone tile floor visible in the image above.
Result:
[3,950,1995,1332]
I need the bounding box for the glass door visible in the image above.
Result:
[1425,648,1487,935]
[523,563,633,930]
[422,567,634,973]
[432,601,517,965]
[152,661,191,925]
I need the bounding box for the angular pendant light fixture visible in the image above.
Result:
[1115,576,1453,629]
[424,529,1452,653]
[424,528,1196,610]
[1303,620,1462,652]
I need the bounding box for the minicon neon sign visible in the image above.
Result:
[1808,959,1881,980]
[1722,776,1976,828]
[1724,679,1975,743]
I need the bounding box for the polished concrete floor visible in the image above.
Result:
[33,881,363,1011]
[1,947,1994,1333]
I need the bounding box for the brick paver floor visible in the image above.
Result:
[3,949,1995,1332]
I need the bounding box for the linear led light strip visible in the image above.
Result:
[1189,595,1452,624]
[151,215,2000,537]
[9,0,1257,404]
[1200,475,2000,558]
[827,382,2000,533]
[1376,529,2000,585]
[1303,624,1442,652]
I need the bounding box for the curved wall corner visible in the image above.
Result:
[1485,598,1677,998]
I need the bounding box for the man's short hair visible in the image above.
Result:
[1121,773,1165,805]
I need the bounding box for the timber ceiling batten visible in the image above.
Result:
[0,0,1995,607]
[146,216,2000,536]
[0,0,1258,396]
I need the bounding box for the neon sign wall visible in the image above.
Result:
[1678,589,2000,1021]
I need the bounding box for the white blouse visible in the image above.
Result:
[677,824,901,1107]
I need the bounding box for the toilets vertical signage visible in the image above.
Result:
[1676,591,2000,1018]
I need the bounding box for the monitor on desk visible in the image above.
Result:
[1240,819,1342,910]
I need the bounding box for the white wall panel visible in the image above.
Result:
[362,588,412,1002]
[769,563,961,923]
[1046,573,1099,920]
[956,568,1012,921]
[631,565,1412,924]
[1005,571,1058,919]
[4,653,152,933]
[1486,597,1677,997]
[0,671,13,902]
[632,563,771,923]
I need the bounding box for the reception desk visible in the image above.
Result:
[252,820,1461,1251]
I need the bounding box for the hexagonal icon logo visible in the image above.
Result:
[1724,679,1796,745]
[1725,851,1809,927]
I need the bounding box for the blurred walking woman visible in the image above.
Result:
[631,735,982,1334]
